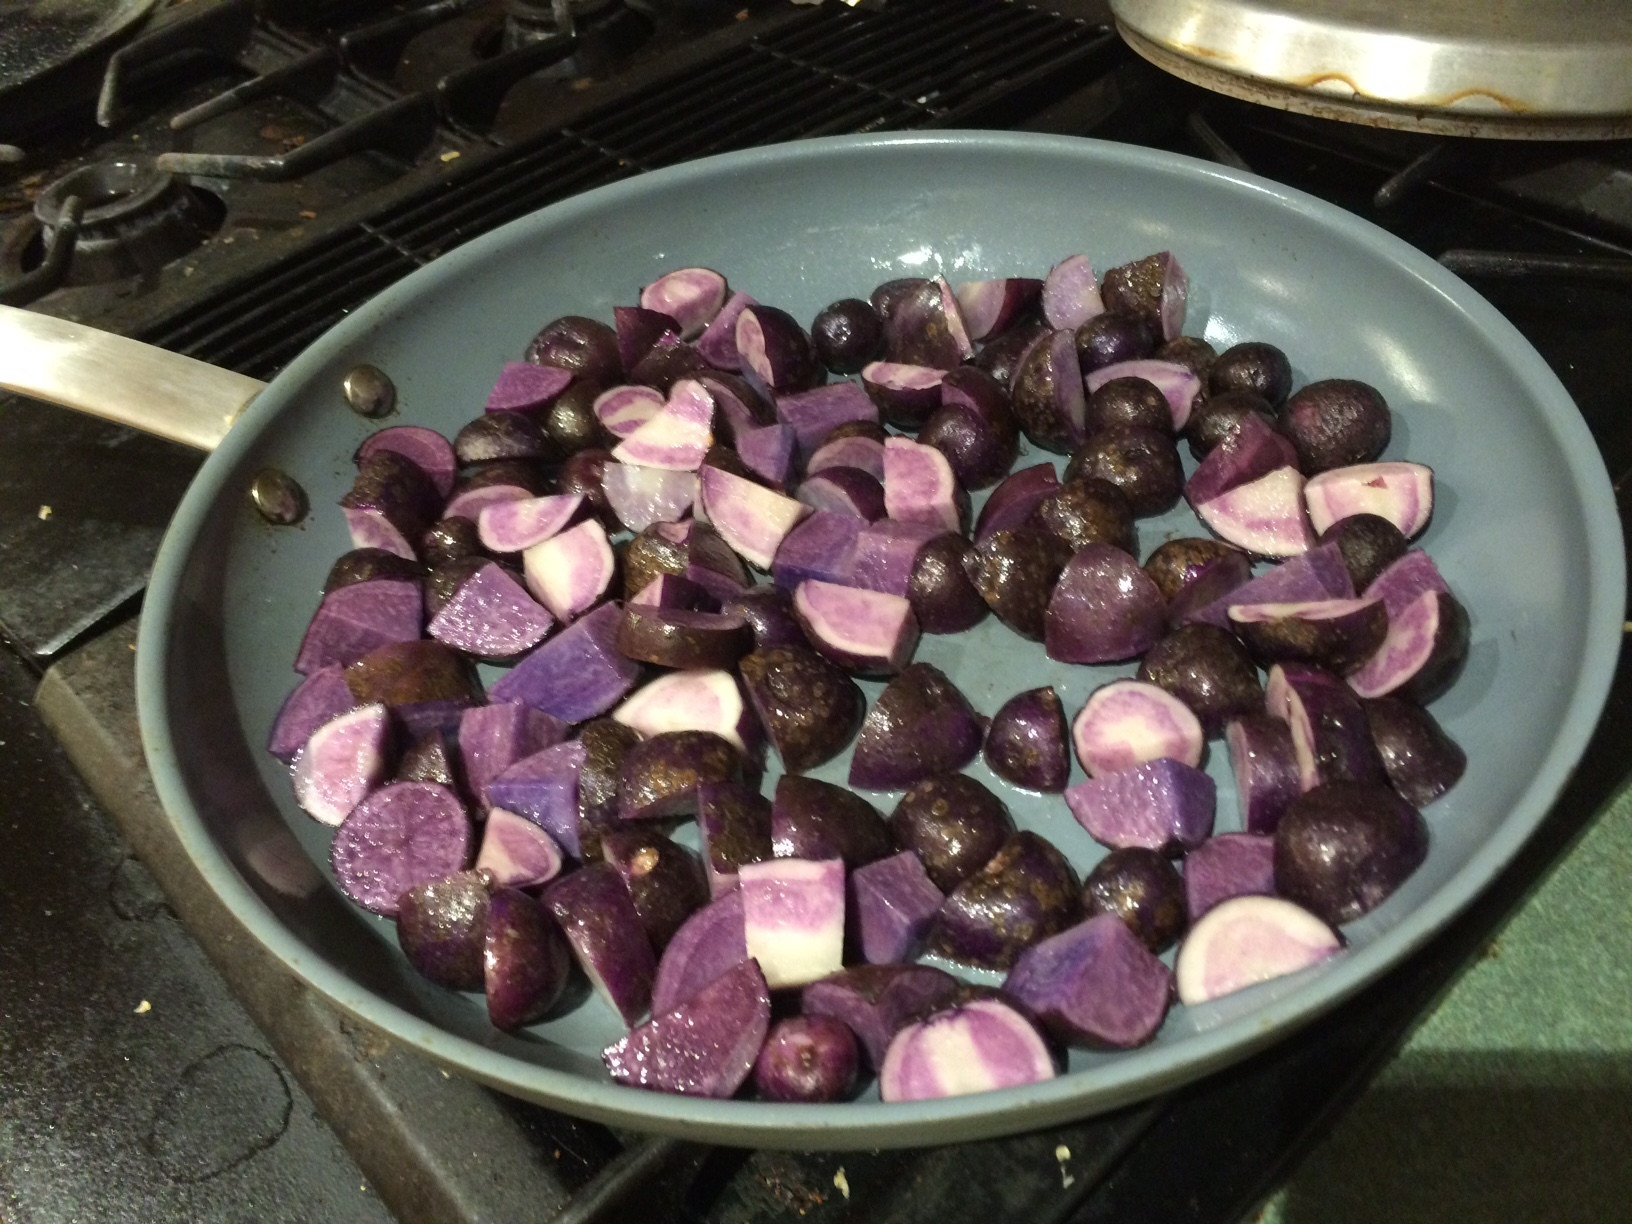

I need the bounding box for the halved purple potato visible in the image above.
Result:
[888,773,1014,894]
[475,807,565,889]
[1182,388,1276,460]
[928,830,1080,971]
[697,291,757,373]
[1041,253,1105,330]
[601,826,709,953]
[907,533,988,634]
[603,958,770,1098]
[1100,250,1187,341]
[1228,596,1389,675]
[861,361,947,429]
[640,266,728,340]
[622,519,749,602]
[1083,375,1173,437]
[1156,334,1218,379]
[1273,780,1429,925]
[600,465,697,533]
[477,492,585,554]
[650,888,747,1015]
[698,465,812,571]
[801,963,964,1070]
[792,579,919,676]
[1185,541,1355,633]
[611,378,715,471]
[696,780,773,895]
[1279,379,1391,473]
[614,668,758,755]
[427,560,554,661]
[269,665,358,763]
[772,511,865,590]
[973,462,1061,547]
[1010,328,1087,453]
[330,781,472,917]
[808,432,886,481]
[983,686,1070,793]
[740,857,846,989]
[294,577,423,676]
[1174,895,1341,1005]
[395,729,461,791]
[1064,757,1216,855]
[341,450,441,558]
[485,361,574,415]
[882,276,974,370]
[963,526,1074,641]
[736,304,820,393]
[1303,461,1433,540]
[882,436,965,534]
[457,700,569,812]
[455,411,554,465]
[1072,679,1204,777]
[1319,513,1409,593]
[324,547,425,594]
[1084,359,1202,433]
[527,314,622,383]
[1163,553,1258,631]
[954,276,1042,341]
[488,601,641,724]
[852,850,944,964]
[1044,542,1166,664]
[1207,341,1293,407]
[1136,623,1264,737]
[1074,310,1157,373]
[617,604,753,671]
[720,585,806,651]
[627,338,709,394]
[734,423,798,490]
[1065,424,1185,520]
[342,639,482,739]
[1183,832,1276,921]
[879,998,1056,1101]
[1362,695,1467,807]
[612,307,681,382]
[441,459,547,525]
[487,740,587,856]
[1224,714,1302,835]
[1003,913,1173,1050]
[917,401,1018,492]
[555,448,616,528]
[1183,410,1301,511]
[848,662,984,791]
[753,1015,861,1103]
[772,775,893,868]
[1348,589,1470,703]
[541,380,614,456]
[1363,549,1450,617]
[1266,663,1387,791]
[698,371,774,438]
[1081,847,1187,954]
[395,870,491,991]
[485,888,573,1030]
[544,862,657,1026]
[616,729,745,821]
[357,425,458,500]
[1195,465,1315,557]
[1031,476,1136,556]
[521,518,614,622]
[850,519,943,598]
[975,317,1051,389]
[739,644,864,773]
[811,297,885,374]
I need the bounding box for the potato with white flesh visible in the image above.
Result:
[740,858,845,989]
[280,250,1478,1106]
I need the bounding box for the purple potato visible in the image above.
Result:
[772,775,894,868]
[1136,622,1265,737]
[1347,590,1471,703]
[1183,388,1276,460]
[954,276,1042,341]
[1279,379,1391,474]
[1361,696,1467,807]
[1045,542,1166,665]
[738,644,864,772]
[1319,513,1410,594]
[861,361,946,430]
[294,577,423,677]
[1010,328,1086,453]
[290,704,391,826]
[973,462,1061,547]
[641,267,728,340]
[878,998,1056,1101]
[1183,832,1276,921]
[650,888,747,1015]
[1274,780,1429,925]
[1225,714,1302,835]
[916,401,1017,491]
[1266,663,1387,790]
[928,830,1080,971]
[324,547,424,593]
[1174,894,1341,1005]
[526,314,622,383]
[395,729,461,790]
[907,533,988,634]
[484,888,572,1031]
[973,317,1051,389]
[617,605,754,670]
[983,686,1070,793]
[963,526,1074,641]
[741,857,846,988]
[795,467,884,520]
[792,579,919,676]
[268,665,357,763]
[474,807,565,889]
[343,639,481,720]
[1229,597,1390,675]
[882,435,966,535]
[811,298,884,373]
[330,781,472,918]
[754,1016,861,1102]
[695,780,773,893]
[617,730,745,821]
[882,276,973,370]
[1183,411,1301,512]
[627,339,710,394]
[1208,340,1293,406]
[737,304,820,393]
[1142,537,1243,604]
[801,963,963,1070]
[773,511,866,591]
[427,560,554,662]
[1031,476,1136,556]
[871,276,930,324]
[1003,913,1173,1050]
[601,826,710,953]
[1194,466,1315,559]
[486,740,586,856]
[1064,425,1183,518]
[454,410,553,464]
[340,450,441,557]
[556,448,616,527]
[1072,678,1205,777]
[1156,335,1218,379]
[848,662,984,791]
[1085,376,1173,436]
[719,585,806,650]
[574,717,643,858]
[442,459,549,524]
[852,850,944,964]
[1074,310,1156,372]
[396,870,491,991]
[1100,251,1186,340]
[1304,461,1434,541]
[541,378,614,455]
[888,773,1014,894]
[614,305,681,372]
[1081,847,1187,954]
[1064,758,1216,855]
[603,958,770,1098]
[419,518,485,569]
[544,861,656,1026]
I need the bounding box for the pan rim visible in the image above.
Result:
[136,129,1626,1147]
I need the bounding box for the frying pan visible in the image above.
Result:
[1,131,1622,1148]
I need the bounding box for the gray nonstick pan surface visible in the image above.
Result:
[19,132,1620,1148]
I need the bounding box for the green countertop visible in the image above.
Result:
[1258,780,1632,1223]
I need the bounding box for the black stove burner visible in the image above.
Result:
[29,160,222,284]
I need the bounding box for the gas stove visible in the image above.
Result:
[3,2,1632,1222]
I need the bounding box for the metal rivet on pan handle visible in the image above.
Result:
[343,364,396,418]
[250,468,309,525]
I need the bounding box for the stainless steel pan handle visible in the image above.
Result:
[0,303,266,452]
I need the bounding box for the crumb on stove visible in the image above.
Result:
[134,999,151,1014]
[37,505,50,520]
[833,1167,849,1199]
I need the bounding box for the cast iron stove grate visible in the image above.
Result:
[135,0,1119,376]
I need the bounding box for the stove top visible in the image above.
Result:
[3,2,1631,1221]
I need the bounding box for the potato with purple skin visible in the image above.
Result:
[963,526,1074,641]
[1137,622,1265,737]
[848,662,985,791]
[485,888,573,1031]
[1142,537,1241,604]
[772,775,893,868]
[1274,781,1430,926]
[1081,847,1187,954]
[526,315,622,383]
[1064,425,1184,518]
[738,645,864,773]
[983,686,1070,793]
[907,533,988,634]
[396,870,491,991]
[1003,913,1173,1050]
[601,827,710,953]
[617,730,745,821]
[928,830,1081,971]
[603,958,770,1097]
[754,1015,861,1102]
[1208,340,1293,406]
[800,964,964,1069]
[1031,476,1136,556]
[888,774,1014,894]
[1362,696,1467,807]
[1279,379,1391,473]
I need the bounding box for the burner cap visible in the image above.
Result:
[33,160,221,283]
